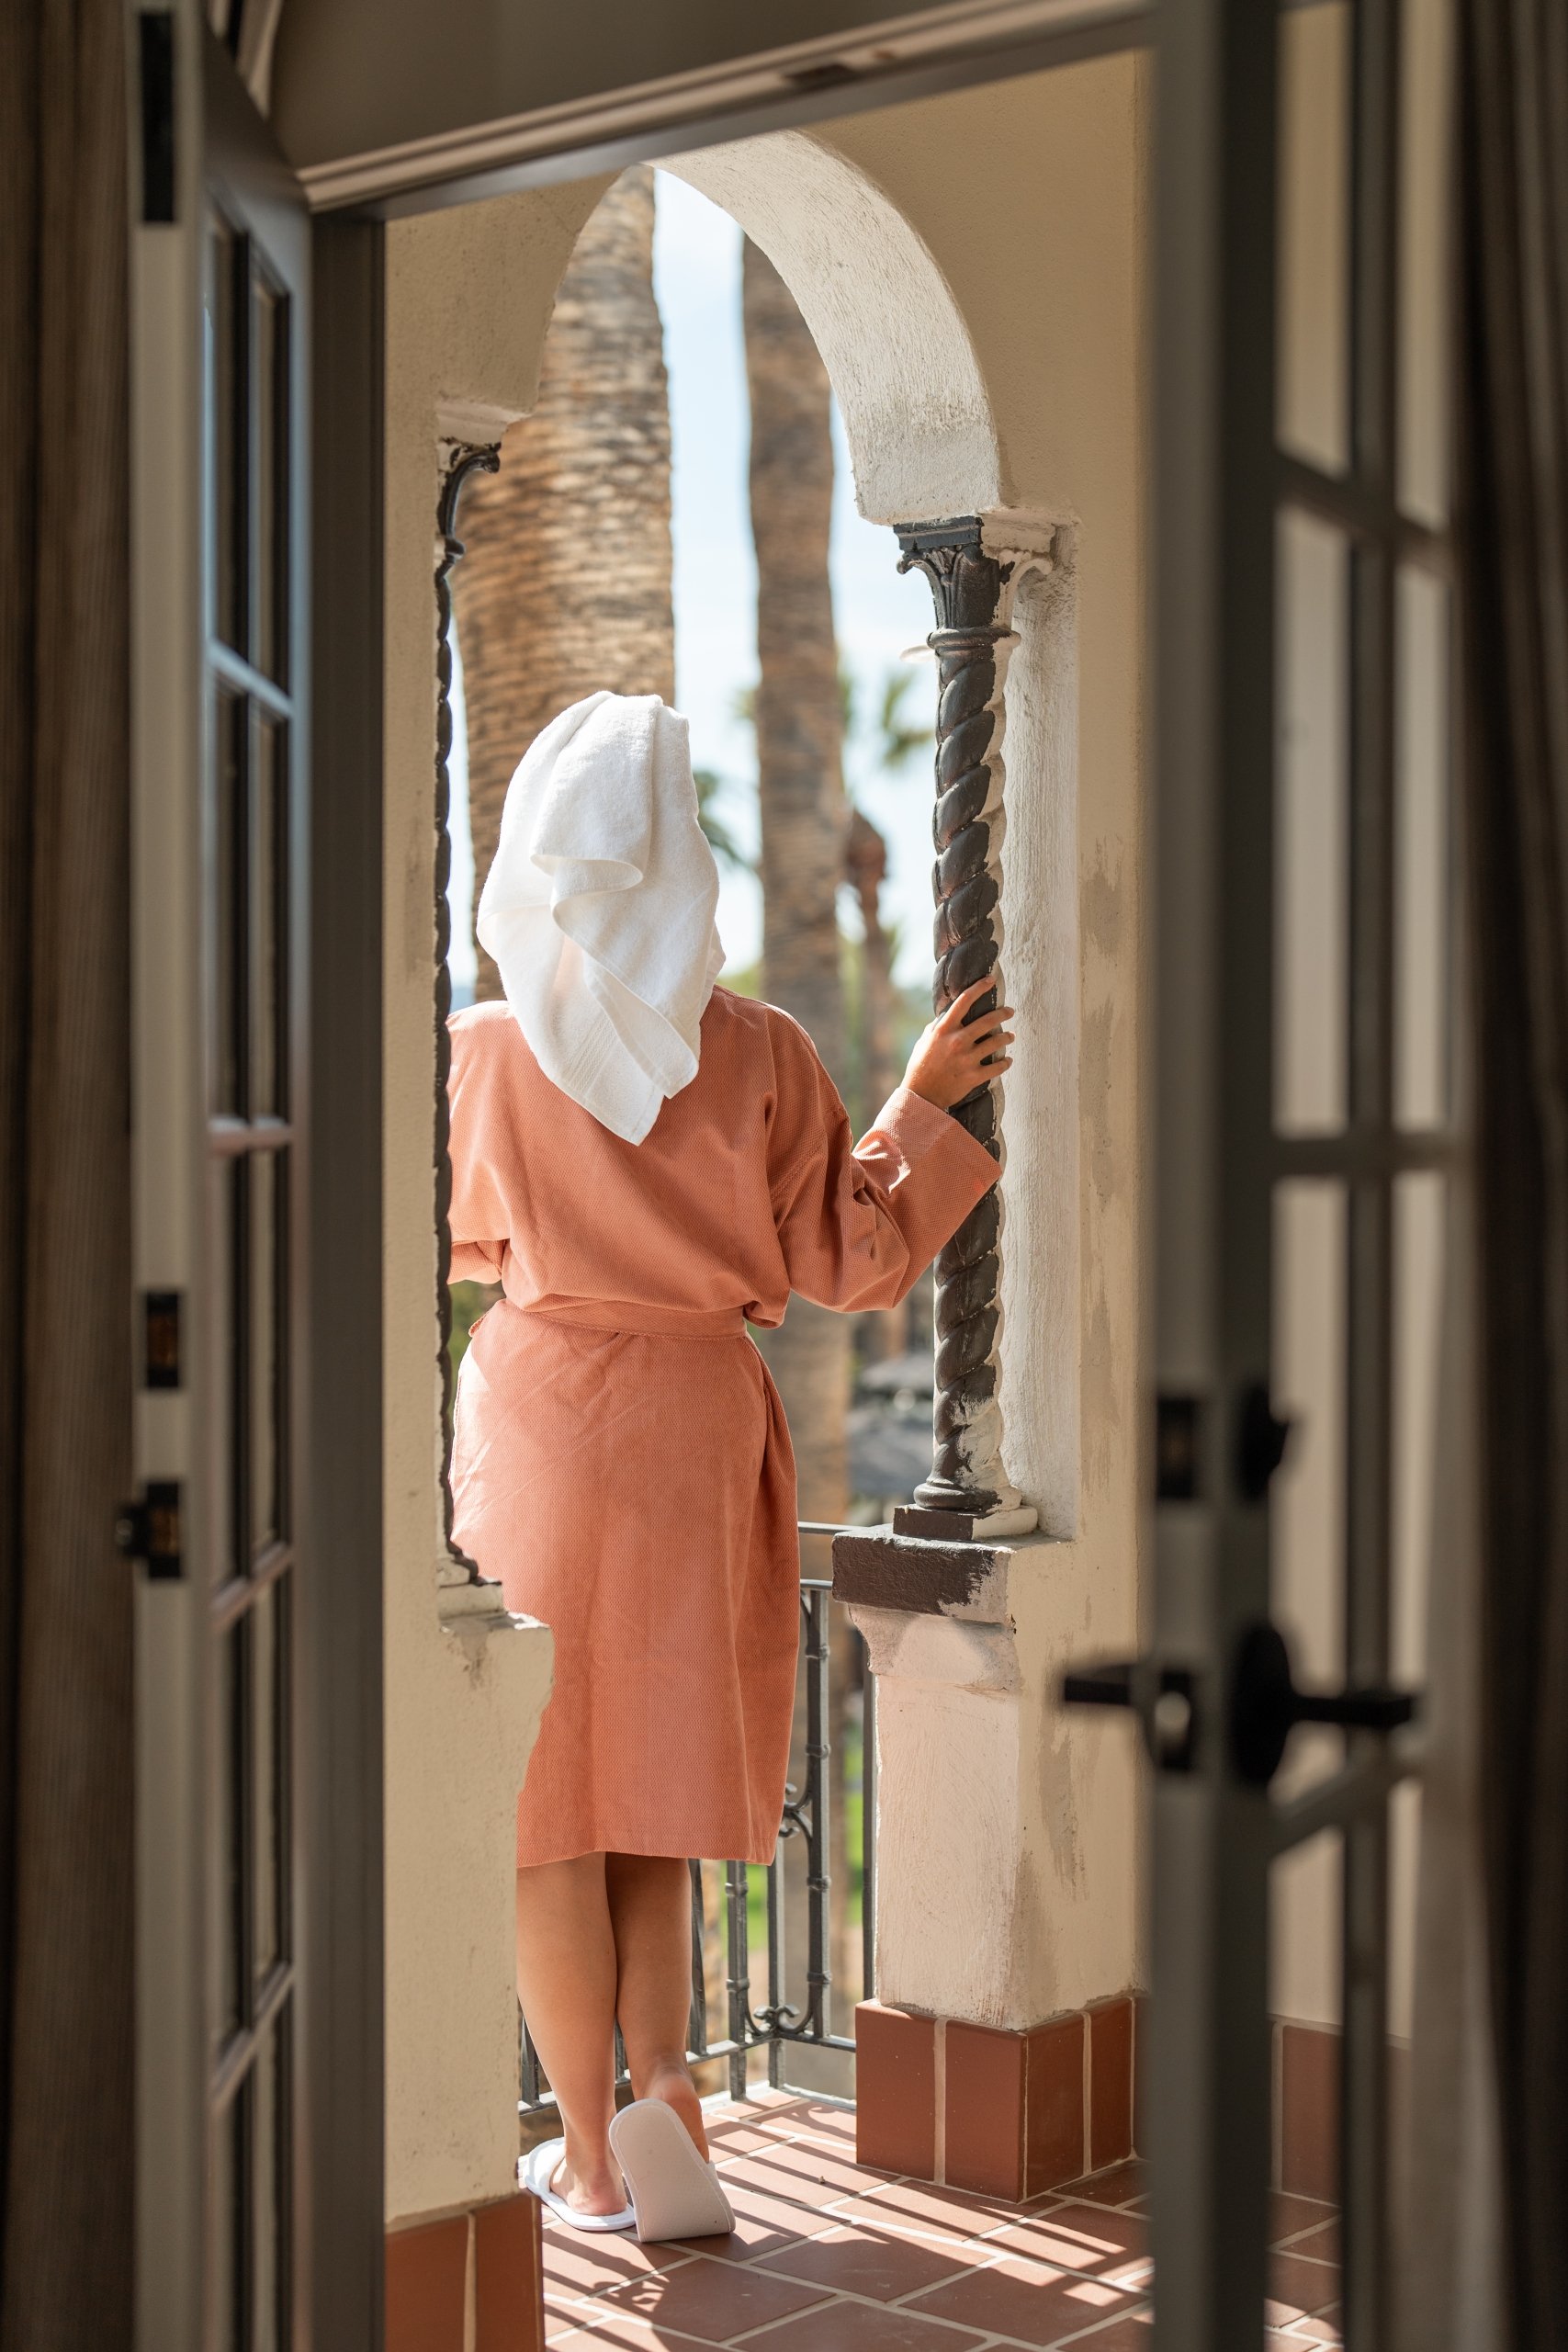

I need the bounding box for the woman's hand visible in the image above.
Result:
[902,978,1015,1110]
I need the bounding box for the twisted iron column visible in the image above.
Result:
[893,519,1035,1542]
[434,440,501,1583]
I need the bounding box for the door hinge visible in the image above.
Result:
[142,1289,183,1388]
[116,1480,184,1578]
[139,13,175,224]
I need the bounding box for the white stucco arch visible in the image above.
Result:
[662,132,1002,525]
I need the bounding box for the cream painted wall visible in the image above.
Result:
[829,55,1147,2028]
[383,183,611,2228]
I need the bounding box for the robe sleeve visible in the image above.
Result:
[446,1015,510,1286]
[766,1012,998,1312]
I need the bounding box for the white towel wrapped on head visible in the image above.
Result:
[477,691,726,1144]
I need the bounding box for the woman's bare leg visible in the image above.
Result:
[515,1856,626,2214]
[604,1853,709,2159]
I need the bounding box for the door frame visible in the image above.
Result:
[301,209,385,2350]
[292,3,1154,2340]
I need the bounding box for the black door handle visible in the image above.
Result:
[1063,1621,1418,1786]
[1062,1657,1198,1770]
[1061,1664,1135,1709]
[1230,1622,1416,1784]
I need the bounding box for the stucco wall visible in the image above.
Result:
[381,187,614,2227]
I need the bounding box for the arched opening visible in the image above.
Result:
[428,153,1064,2120]
[378,62,1141,2266]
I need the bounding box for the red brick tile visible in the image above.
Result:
[1268,2252,1340,2320]
[1025,2015,1089,2199]
[786,2099,859,2144]
[1057,2160,1147,2211]
[1132,1997,1149,2153]
[671,2177,840,2263]
[854,2004,937,2180]
[387,2213,468,2352]
[595,2257,829,2343]
[945,2020,1026,2199]
[478,2195,547,2352]
[727,2136,895,2205]
[1066,2315,1155,2349]
[1286,2218,1340,2263]
[1279,2026,1340,2204]
[705,2115,803,2158]
[841,2177,1024,2238]
[1106,2257,1155,2294]
[1089,1999,1135,2175]
[908,2250,1145,2347]
[547,2306,718,2348]
[743,2305,987,2351]
[542,2223,693,2301]
[990,2201,1148,2275]
[1269,2192,1336,2247]
[755,2221,987,2301]
[1285,2309,1342,2347]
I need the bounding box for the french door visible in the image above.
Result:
[131,17,320,2346]
[1069,0,1458,2344]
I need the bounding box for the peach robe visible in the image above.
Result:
[446,987,998,1868]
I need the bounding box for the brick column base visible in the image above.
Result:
[856,1995,1142,2202]
[386,2188,544,2352]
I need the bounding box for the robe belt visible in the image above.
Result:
[513,1299,749,1340]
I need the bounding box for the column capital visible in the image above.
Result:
[894,515,1013,639]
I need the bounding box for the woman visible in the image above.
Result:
[447,692,1010,2240]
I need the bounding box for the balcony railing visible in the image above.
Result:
[520,1525,874,2113]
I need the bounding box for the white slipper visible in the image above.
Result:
[607,2099,736,2244]
[519,2137,636,2233]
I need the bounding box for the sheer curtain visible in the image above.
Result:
[0,0,134,2342]
[1457,0,1568,2342]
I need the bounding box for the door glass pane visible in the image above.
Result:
[1393,568,1452,1130]
[208,213,245,652]
[213,688,247,1117]
[252,1577,286,1984]
[1399,0,1455,525]
[217,1622,248,2040]
[251,719,287,1119]
[1278,1,1351,474]
[250,1149,283,1556]
[254,274,288,684]
[1269,1830,1345,2332]
[1273,1181,1348,1792]
[1276,513,1350,1136]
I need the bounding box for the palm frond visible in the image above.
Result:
[693,766,751,871]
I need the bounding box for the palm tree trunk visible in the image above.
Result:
[743,239,859,2065]
[454,166,674,1000]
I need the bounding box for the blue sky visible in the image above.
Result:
[448,170,941,1002]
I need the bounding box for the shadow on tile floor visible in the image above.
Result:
[538,2091,1342,2350]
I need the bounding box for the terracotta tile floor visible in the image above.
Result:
[537,2091,1344,2349]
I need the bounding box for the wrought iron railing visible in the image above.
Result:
[520,1527,875,2112]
